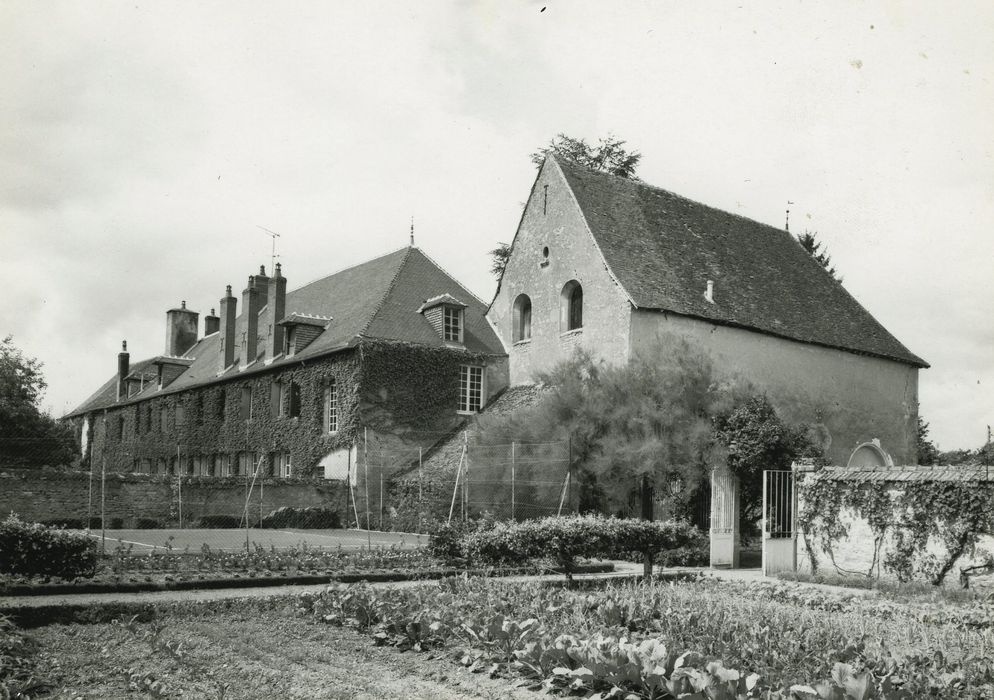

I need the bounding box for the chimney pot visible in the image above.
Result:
[260,265,266,275]
[225,285,232,297]
[117,340,130,401]
[122,340,127,352]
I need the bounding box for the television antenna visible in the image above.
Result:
[257,226,281,273]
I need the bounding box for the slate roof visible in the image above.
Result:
[68,247,504,417]
[809,465,994,483]
[554,159,927,368]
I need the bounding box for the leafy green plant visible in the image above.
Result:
[0,513,98,579]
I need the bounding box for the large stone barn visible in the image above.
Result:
[488,157,927,466]
[66,246,508,480]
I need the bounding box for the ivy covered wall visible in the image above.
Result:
[86,339,509,481]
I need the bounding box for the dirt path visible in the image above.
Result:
[33,608,544,699]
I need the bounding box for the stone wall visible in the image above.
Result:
[0,468,348,528]
[488,158,633,384]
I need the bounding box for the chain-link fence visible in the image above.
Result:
[0,427,581,551]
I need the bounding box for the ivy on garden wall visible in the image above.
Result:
[798,475,994,585]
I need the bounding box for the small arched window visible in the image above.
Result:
[561,280,583,331]
[512,294,532,342]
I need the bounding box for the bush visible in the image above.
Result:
[38,517,102,530]
[193,515,242,528]
[134,518,160,529]
[464,515,702,577]
[260,506,341,529]
[0,514,98,579]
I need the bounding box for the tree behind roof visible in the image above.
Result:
[530,133,642,178]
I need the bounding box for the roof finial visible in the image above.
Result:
[409,216,415,247]
[786,201,794,232]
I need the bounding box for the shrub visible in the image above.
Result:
[0,514,98,579]
[134,518,160,529]
[260,506,341,529]
[193,515,242,528]
[38,517,102,530]
[464,515,701,578]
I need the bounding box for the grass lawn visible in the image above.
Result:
[31,603,540,699]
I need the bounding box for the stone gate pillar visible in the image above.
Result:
[710,466,740,568]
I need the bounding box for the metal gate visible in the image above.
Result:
[762,469,797,575]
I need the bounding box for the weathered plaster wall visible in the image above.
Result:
[488,159,633,385]
[630,310,919,465]
[795,484,994,584]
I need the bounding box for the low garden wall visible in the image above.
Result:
[0,468,348,529]
[795,465,994,585]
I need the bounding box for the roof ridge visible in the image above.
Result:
[411,247,488,307]
[356,247,414,338]
[290,246,411,297]
[554,155,793,237]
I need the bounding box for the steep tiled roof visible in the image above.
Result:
[68,247,504,417]
[810,465,994,483]
[555,159,927,368]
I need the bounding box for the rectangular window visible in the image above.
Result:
[176,404,185,427]
[117,415,125,443]
[217,390,227,421]
[285,327,295,357]
[238,451,257,476]
[443,307,462,342]
[271,381,281,417]
[140,458,152,474]
[288,382,301,418]
[272,451,292,478]
[215,454,231,477]
[160,406,169,433]
[458,365,484,413]
[323,381,338,434]
[240,386,253,420]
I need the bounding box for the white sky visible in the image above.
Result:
[1,1,991,451]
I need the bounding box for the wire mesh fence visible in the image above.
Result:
[0,427,580,552]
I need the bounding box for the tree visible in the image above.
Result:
[0,335,76,466]
[916,416,940,466]
[797,231,839,281]
[530,133,642,178]
[475,340,822,522]
[489,242,512,279]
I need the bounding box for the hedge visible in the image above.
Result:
[460,515,702,578]
[0,514,98,579]
[260,506,341,529]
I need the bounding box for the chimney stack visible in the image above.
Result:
[116,340,129,401]
[268,262,287,357]
[166,301,199,356]
[241,274,262,367]
[204,308,220,336]
[219,285,237,371]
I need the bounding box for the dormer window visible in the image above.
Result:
[418,294,468,345]
[443,306,463,343]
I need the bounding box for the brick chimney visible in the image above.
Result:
[116,340,129,401]
[219,285,237,371]
[166,301,199,356]
[241,274,262,367]
[268,263,287,357]
[204,308,220,336]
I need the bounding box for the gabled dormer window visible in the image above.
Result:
[418,294,468,345]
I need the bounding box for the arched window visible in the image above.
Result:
[512,294,532,342]
[560,280,583,331]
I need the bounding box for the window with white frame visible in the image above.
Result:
[238,451,257,476]
[458,365,483,413]
[272,451,292,478]
[324,380,338,434]
[443,306,463,343]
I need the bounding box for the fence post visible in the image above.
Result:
[176,444,183,528]
[511,442,516,522]
[100,452,107,556]
[462,431,468,521]
[641,474,654,580]
[87,449,94,534]
[364,428,371,548]
[379,472,384,529]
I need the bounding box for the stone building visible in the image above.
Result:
[67,246,508,479]
[488,157,927,466]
